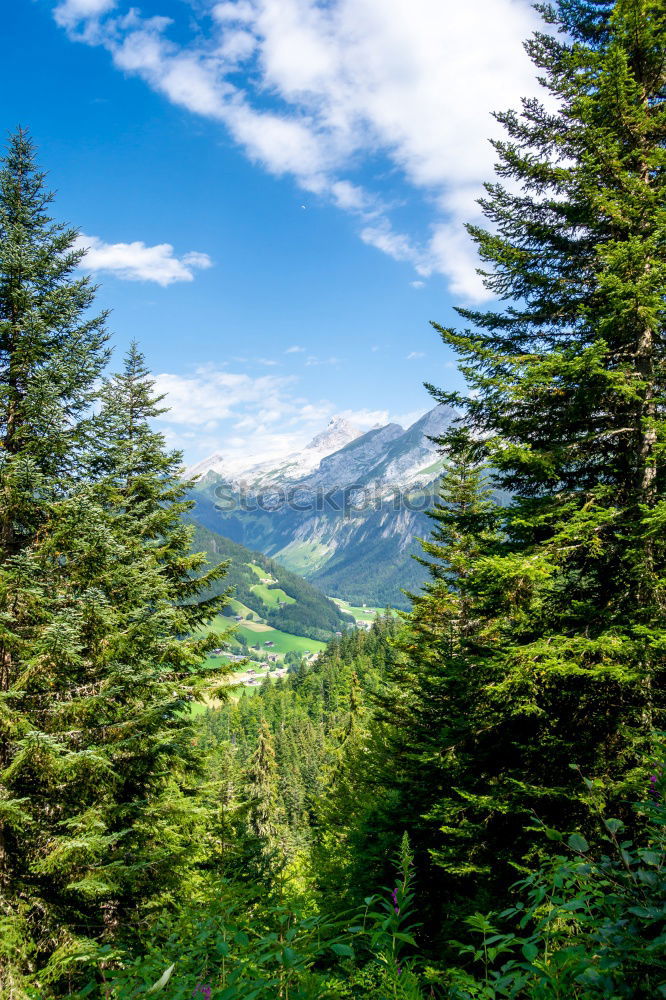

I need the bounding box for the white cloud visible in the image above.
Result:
[153,364,337,469]
[410,280,425,289]
[305,355,342,367]
[338,408,390,428]
[153,366,295,427]
[360,221,430,275]
[54,0,116,27]
[285,345,305,353]
[406,351,425,360]
[74,234,213,285]
[54,0,542,301]
[153,363,431,467]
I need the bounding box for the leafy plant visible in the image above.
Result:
[446,768,666,998]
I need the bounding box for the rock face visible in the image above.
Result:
[188,404,457,608]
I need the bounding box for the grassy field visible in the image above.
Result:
[248,562,275,582]
[226,597,258,619]
[200,615,327,660]
[275,539,331,574]
[250,582,295,607]
[332,598,385,620]
[235,622,326,656]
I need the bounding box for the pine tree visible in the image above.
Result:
[0,128,110,991]
[428,0,666,732]
[0,128,109,543]
[427,0,666,792]
[245,721,283,851]
[345,0,665,936]
[0,137,230,992]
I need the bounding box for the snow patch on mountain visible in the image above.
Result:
[184,416,363,486]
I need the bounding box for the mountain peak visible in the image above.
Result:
[184,451,228,481]
[305,415,362,452]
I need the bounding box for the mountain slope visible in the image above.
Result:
[190,521,353,640]
[188,404,457,608]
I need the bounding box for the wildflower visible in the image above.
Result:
[391,888,399,915]
[193,985,212,999]
[650,775,660,801]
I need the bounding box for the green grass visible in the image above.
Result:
[199,615,327,660]
[248,562,275,582]
[250,582,295,607]
[332,598,386,620]
[233,622,326,656]
[275,540,331,574]
[226,597,259,619]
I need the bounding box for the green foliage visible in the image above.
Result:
[207,614,399,866]
[1,2,665,995]
[0,134,230,993]
[445,773,666,998]
[72,880,354,1000]
[71,835,435,1000]
[334,0,666,943]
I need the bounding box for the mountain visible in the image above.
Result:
[187,404,456,608]
[183,452,232,485]
[190,521,353,641]
[185,415,362,486]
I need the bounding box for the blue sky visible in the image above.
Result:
[3,0,539,467]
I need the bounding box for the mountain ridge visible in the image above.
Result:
[185,414,364,486]
[188,404,456,607]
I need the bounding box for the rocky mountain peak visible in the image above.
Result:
[305,416,362,452]
[184,452,228,481]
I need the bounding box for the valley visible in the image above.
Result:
[187,404,457,608]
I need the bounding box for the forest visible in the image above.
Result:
[0,0,664,997]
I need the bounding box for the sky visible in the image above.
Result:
[3,0,541,467]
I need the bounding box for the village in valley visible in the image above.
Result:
[209,582,382,688]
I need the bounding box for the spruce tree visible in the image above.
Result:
[427,0,666,796]
[246,720,282,844]
[347,0,665,935]
[0,128,109,539]
[0,128,110,991]
[0,136,230,992]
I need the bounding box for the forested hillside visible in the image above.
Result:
[1,0,665,998]
[189,521,353,639]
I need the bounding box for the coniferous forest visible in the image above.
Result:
[1,0,665,996]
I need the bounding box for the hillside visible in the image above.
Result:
[190,520,354,640]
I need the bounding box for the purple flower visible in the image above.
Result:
[193,985,212,999]
[391,888,400,915]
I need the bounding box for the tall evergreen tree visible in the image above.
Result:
[0,137,230,992]
[427,0,666,790]
[246,720,283,847]
[0,128,109,543]
[343,0,665,936]
[0,127,110,990]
